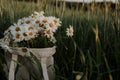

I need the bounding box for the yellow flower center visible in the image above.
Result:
[35,20,40,24]
[25,20,30,24]
[23,33,27,37]
[54,19,58,24]
[31,15,35,18]
[49,22,54,28]
[47,30,51,35]
[29,32,33,36]
[42,19,47,23]
[28,26,33,30]
[15,27,20,31]
[69,28,73,33]
[22,48,27,53]
[39,24,44,27]
[16,34,20,39]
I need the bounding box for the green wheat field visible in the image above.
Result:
[0,0,120,80]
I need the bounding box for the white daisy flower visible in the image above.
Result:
[76,74,82,80]
[12,32,23,42]
[66,25,74,37]
[3,11,62,45]
[46,21,56,32]
[27,27,38,39]
[20,24,32,32]
[34,17,47,31]
[41,17,48,24]
[4,27,10,36]
[1,36,10,45]
[28,31,34,38]
[38,23,45,31]
[0,39,12,53]
[22,32,30,41]
[53,17,61,26]
[17,19,24,25]
[10,24,21,32]
[29,14,37,19]
[44,17,57,33]
[34,11,44,17]
[50,36,56,44]
[44,29,53,38]
[21,27,37,41]
[33,17,42,27]
[22,17,32,24]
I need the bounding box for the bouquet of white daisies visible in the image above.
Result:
[0,11,74,80]
[3,11,61,48]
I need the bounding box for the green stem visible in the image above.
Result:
[103,53,113,80]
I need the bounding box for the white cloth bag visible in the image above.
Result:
[4,46,56,80]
